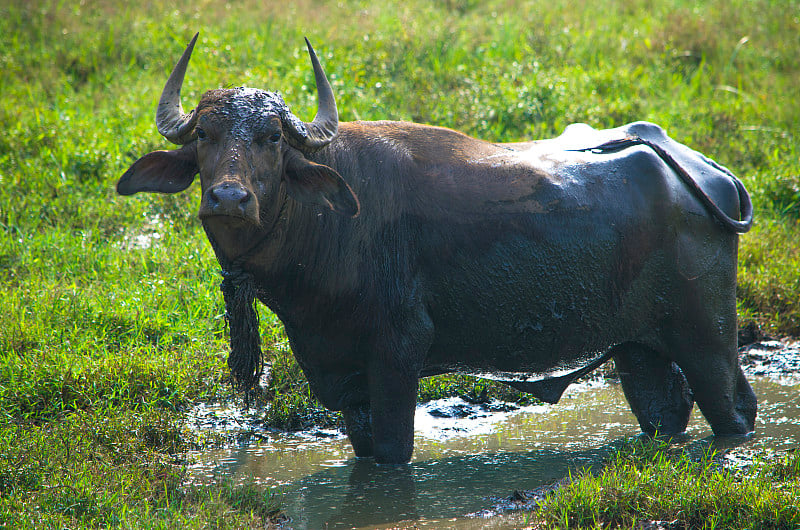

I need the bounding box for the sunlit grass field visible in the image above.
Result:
[1,0,798,527]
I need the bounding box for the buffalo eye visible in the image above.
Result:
[269,132,281,143]
[196,127,207,140]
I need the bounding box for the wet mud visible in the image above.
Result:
[740,340,800,379]
[185,340,800,529]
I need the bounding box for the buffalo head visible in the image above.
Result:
[118,33,360,233]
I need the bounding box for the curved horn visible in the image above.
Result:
[284,38,339,152]
[156,33,199,145]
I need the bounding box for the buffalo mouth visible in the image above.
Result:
[198,208,259,226]
[198,204,262,233]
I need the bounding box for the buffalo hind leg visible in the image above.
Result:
[663,295,756,436]
[675,353,756,436]
[663,238,757,436]
[343,404,373,457]
[612,342,694,436]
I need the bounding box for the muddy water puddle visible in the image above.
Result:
[187,343,800,529]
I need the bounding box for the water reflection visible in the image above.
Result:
[188,377,800,529]
[283,447,619,529]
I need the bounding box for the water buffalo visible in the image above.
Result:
[118,34,756,464]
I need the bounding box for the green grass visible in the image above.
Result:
[1,0,799,526]
[0,409,282,529]
[534,438,800,529]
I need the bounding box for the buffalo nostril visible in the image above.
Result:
[208,184,251,213]
[210,184,248,202]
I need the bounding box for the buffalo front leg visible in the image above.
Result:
[367,303,432,464]
[612,342,694,436]
[343,403,373,457]
[368,363,419,464]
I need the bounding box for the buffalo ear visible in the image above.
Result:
[117,143,198,195]
[283,150,360,217]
